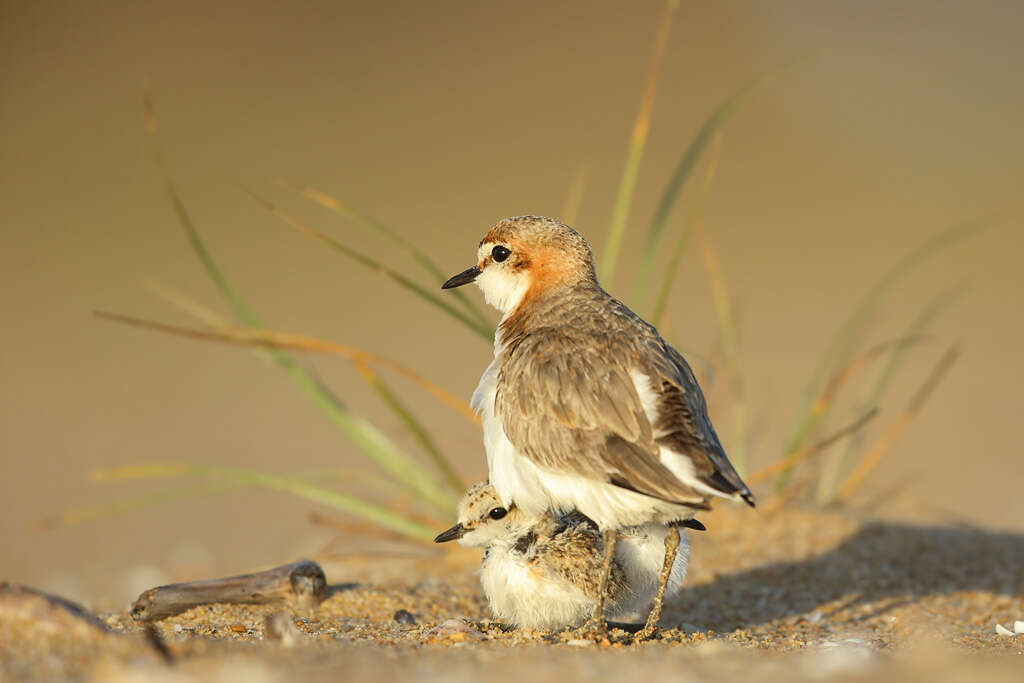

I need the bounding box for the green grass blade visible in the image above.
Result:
[817,282,967,501]
[560,164,590,228]
[632,64,793,311]
[650,133,721,325]
[598,0,678,286]
[96,310,471,496]
[142,91,457,513]
[95,464,438,542]
[776,217,988,488]
[285,181,492,329]
[695,223,747,474]
[269,359,457,512]
[354,361,466,494]
[249,190,494,341]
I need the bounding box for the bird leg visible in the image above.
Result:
[573,528,618,641]
[635,523,680,641]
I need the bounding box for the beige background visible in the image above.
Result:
[2,0,1022,605]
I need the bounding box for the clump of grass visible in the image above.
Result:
[45,1,982,541]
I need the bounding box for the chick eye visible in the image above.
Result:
[488,507,507,520]
[491,245,511,263]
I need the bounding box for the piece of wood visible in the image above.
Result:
[131,559,328,622]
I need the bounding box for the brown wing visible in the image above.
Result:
[646,337,755,506]
[496,327,710,508]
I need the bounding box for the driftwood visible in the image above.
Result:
[131,558,328,622]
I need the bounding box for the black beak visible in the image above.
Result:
[433,522,466,543]
[441,266,481,290]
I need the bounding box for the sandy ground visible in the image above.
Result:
[3,505,1023,682]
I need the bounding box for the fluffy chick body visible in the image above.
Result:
[436,482,688,630]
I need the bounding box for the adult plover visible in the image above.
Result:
[442,215,754,639]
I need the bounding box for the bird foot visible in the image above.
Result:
[632,622,661,642]
[569,617,609,643]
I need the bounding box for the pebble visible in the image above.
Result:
[393,609,418,626]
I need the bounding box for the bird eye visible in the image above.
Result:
[491,245,511,263]
[488,507,507,520]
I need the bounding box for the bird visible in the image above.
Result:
[434,481,696,630]
[442,215,754,639]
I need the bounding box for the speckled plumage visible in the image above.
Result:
[435,482,689,630]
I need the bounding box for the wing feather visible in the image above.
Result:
[646,338,754,504]
[497,329,709,507]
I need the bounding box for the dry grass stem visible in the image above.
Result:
[94,311,478,425]
[836,346,961,502]
[750,408,878,486]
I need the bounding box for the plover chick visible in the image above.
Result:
[434,481,696,630]
[442,215,754,639]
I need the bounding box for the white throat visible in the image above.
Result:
[474,267,531,316]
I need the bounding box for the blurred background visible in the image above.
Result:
[2,0,1022,608]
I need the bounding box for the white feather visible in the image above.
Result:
[610,524,689,623]
[631,371,735,501]
[481,544,594,630]
[476,363,717,527]
[473,242,531,314]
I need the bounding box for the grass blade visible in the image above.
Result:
[560,164,590,228]
[142,90,456,513]
[284,180,492,329]
[96,311,468,499]
[834,346,961,503]
[650,132,721,325]
[351,359,466,495]
[632,60,797,309]
[144,92,258,326]
[248,189,494,341]
[94,463,439,542]
[819,283,967,501]
[748,408,877,486]
[598,0,679,286]
[31,482,239,532]
[774,336,927,490]
[145,281,228,327]
[95,311,479,426]
[694,221,747,474]
[780,217,987,480]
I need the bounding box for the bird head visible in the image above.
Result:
[442,215,597,315]
[433,481,521,547]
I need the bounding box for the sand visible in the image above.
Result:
[2,505,1022,682]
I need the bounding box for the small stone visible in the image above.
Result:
[995,623,1014,636]
[393,609,417,626]
[231,624,247,634]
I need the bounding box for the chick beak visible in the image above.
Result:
[441,266,481,290]
[433,522,467,543]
